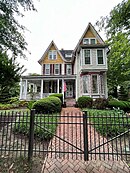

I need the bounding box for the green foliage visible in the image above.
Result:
[118,86,128,100]
[85,109,130,137]
[0,52,24,102]
[0,0,36,58]
[49,93,63,104]
[14,113,58,140]
[32,97,62,113]
[93,98,108,110]
[27,100,36,110]
[77,96,93,108]
[108,100,130,112]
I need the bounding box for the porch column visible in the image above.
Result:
[57,79,59,93]
[24,79,28,100]
[20,78,23,100]
[41,79,43,99]
[62,79,64,102]
[75,78,78,100]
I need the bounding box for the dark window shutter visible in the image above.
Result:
[72,64,74,75]
[60,64,62,74]
[65,64,66,75]
[43,64,45,75]
[53,64,54,74]
[50,64,52,75]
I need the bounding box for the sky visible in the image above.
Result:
[18,0,122,75]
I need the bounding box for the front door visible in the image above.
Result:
[66,84,73,98]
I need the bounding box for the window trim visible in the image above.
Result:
[48,50,57,60]
[92,74,99,94]
[83,38,96,45]
[45,64,50,75]
[66,64,72,75]
[96,49,105,65]
[83,49,92,65]
[54,64,60,75]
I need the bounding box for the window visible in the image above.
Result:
[83,76,88,93]
[66,64,72,75]
[83,38,89,44]
[92,75,98,93]
[45,64,50,75]
[97,50,104,64]
[84,50,91,64]
[48,50,57,60]
[90,39,96,44]
[65,53,72,58]
[83,38,96,45]
[54,64,60,75]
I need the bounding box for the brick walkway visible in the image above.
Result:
[42,108,130,173]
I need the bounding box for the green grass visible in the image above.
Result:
[83,109,130,137]
[13,113,58,140]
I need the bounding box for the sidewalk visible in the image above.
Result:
[42,108,130,173]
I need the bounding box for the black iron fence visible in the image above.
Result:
[83,110,130,163]
[0,109,130,164]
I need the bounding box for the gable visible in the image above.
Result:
[74,23,105,52]
[42,44,64,64]
[38,41,66,65]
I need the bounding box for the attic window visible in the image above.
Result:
[48,50,57,60]
[83,38,96,45]
[65,53,72,58]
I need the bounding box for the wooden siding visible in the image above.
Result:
[81,27,100,44]
[42,45,64,64]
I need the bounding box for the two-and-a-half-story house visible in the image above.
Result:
[20,23,108,101]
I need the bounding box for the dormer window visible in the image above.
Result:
[65,53,72,58]
[48,50,57,60]
[83,38,96,45]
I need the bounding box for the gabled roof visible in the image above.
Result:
[38,40,67,65]
[60,50,73,61]
[74,22,105,52]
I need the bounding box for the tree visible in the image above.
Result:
[0,0,36,58]
[0,51,24,102]
[96,0,130,97]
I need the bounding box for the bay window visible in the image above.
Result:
[92,75,98,93]
[83,76,89,93]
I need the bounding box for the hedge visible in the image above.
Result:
[32,97,62,113]
[93,98,108,110]
[49,94,63,104]
[77,96,93,108]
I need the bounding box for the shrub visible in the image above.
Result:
[77,96,93,108]
[49,94,63,104]
[18,100,28,107]
[93,98,108,110]
[14,113,58,139]
[108,100,128,111]
[32,97,61,113]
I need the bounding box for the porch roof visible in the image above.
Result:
[21,75,76,80]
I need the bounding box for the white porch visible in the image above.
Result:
[20,76,76,101]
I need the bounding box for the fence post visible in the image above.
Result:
[28,109,35,162]
[83,111,89,161]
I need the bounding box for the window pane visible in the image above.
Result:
[91,39,96,44]
[45,64,50,74]
[55,64,59,74]
[84,50,90,64]
[83,38,89,44]
[66,64,72,75]
[92,75,98,93]
[83,76,88,93]
[97,50,103,64]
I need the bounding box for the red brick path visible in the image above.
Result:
[42,108,130,173]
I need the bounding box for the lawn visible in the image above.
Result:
[83,108,130,137]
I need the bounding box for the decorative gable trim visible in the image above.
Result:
[74,23,105,53]
[38,40,67,65]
